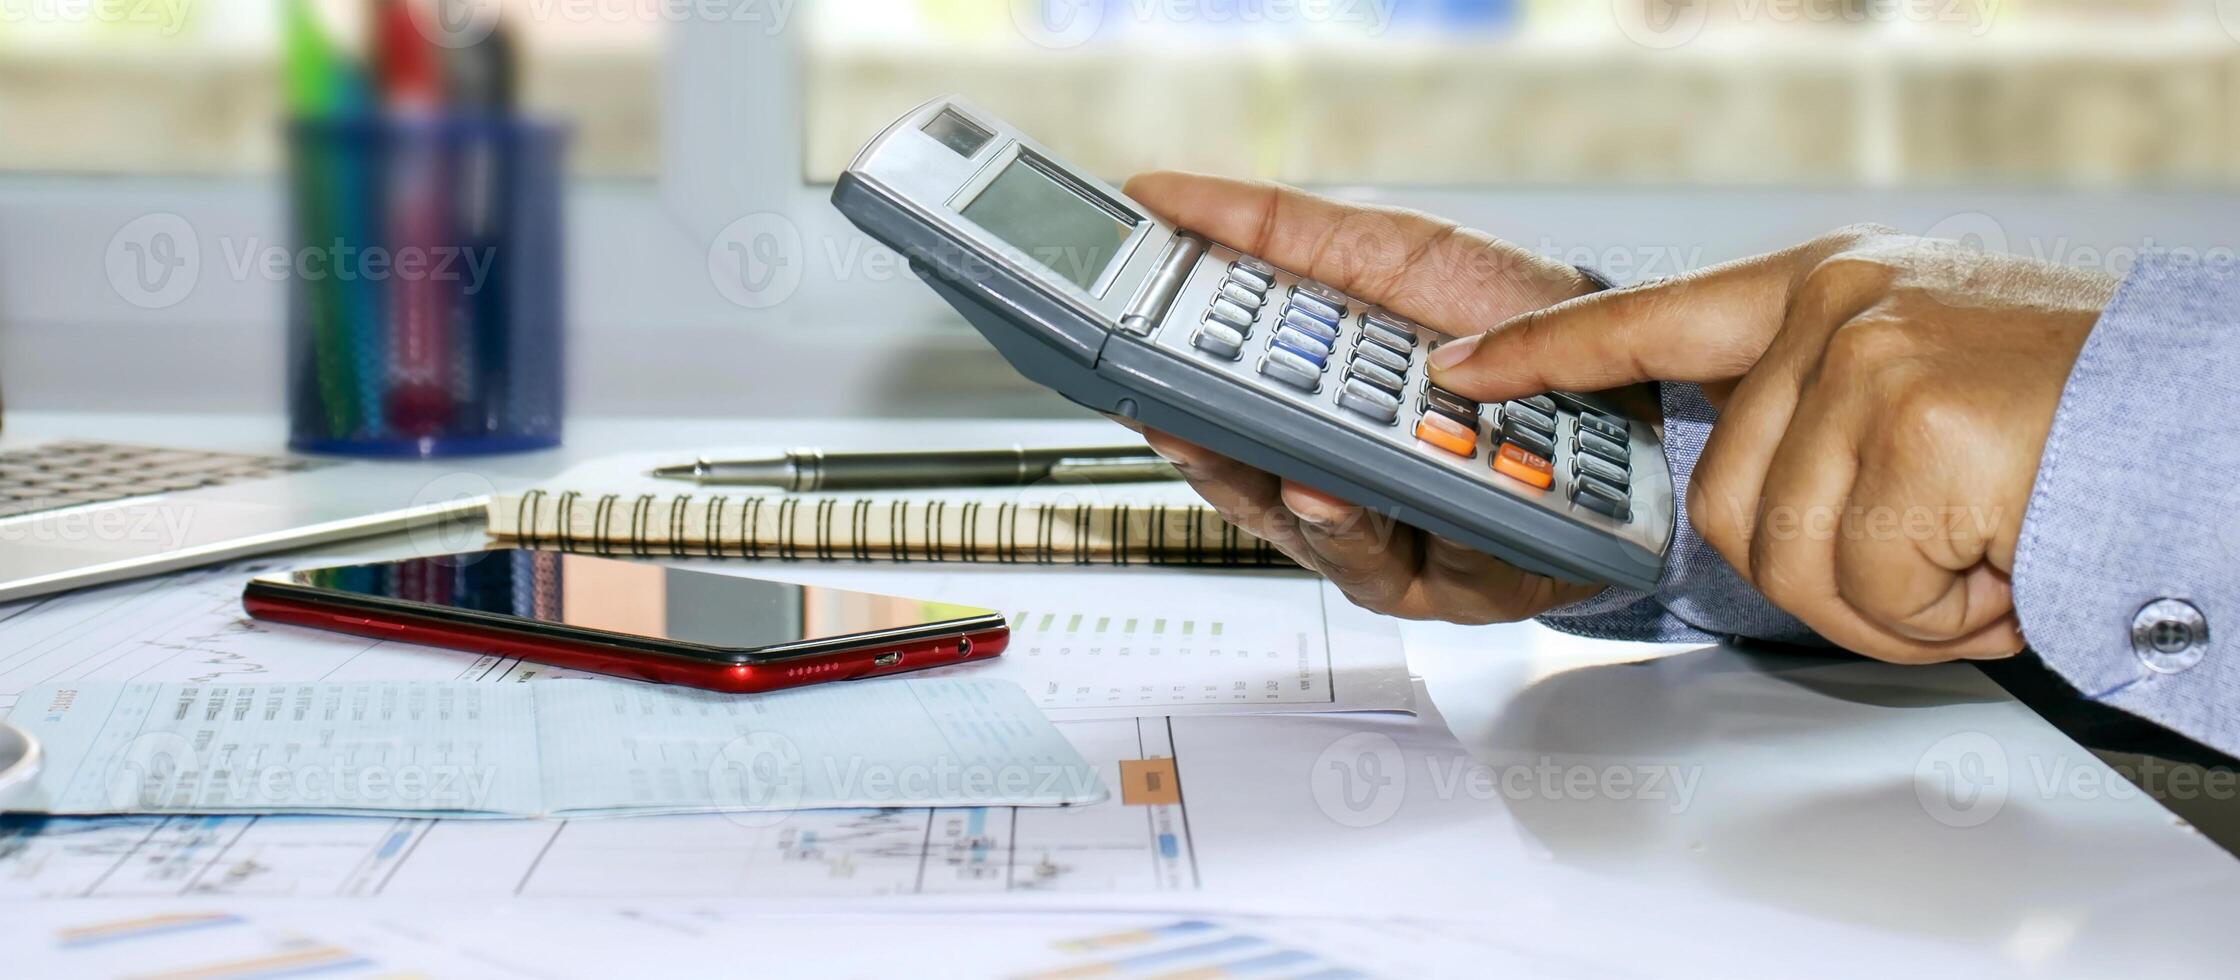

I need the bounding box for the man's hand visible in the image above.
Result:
[1428,226,2120,662]
[1119,171,1603,623]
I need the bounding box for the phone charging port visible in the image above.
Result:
[874,652,903,667]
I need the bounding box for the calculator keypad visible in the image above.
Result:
[1160,244,1664,541]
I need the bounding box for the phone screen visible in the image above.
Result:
[259,550,997,654]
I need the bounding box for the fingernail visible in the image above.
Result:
[1146,442,1192,469]
[1286,494,1348,527]
[1427,334,1481,372]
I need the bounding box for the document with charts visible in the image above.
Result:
[4,677,1102,818]
[685,562,1413,717]
[0,557,1411,719]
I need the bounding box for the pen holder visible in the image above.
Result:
[284,115,568,457]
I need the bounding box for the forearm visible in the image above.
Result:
[2012,255,2240,758]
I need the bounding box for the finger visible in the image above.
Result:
[1741,380,2020,662]
[1122,170,1589,333]
[1683,321,1830,583]
[1835,456,2018,645]
[1278,481,1424,614]
[1676,261,1897,578]
[1423,251,1801,404]
[1140,429,1314,565]
[1404,534,1587,625]
[1283,482,1582,623]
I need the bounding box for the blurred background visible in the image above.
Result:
[3,0,2237,422]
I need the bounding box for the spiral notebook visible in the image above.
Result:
[483,450,1292,568]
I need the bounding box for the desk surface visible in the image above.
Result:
[8,410,2240,974]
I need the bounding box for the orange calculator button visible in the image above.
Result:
[1493,442,1555,489]
[1414,413,1477,457]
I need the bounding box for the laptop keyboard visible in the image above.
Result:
[0,441,333,519]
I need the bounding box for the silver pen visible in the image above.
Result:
[648,445,1181,490]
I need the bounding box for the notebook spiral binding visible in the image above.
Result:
[492,490,1293,568]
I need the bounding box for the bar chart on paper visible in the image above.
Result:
[751,565,1415,717]
[999,604,1312,710]
[0,717,1197,900]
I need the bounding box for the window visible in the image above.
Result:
[0,0,659,176]
[803,0,2240,187]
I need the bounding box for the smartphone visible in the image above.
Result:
[242,550,1008,693]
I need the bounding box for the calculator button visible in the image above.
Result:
[1351,339,1409,374]
[1192,322,1245,360]
[1571,476,1631,520]
[1492,443,1555,490]
[1295,279,1346,304]
[1579,412,1629,442]
[1272,327,1333,366]
[1576,429,1629,466]
[1346,358,1404,394]
[1217,280,1263,311]
[1362,319,1418,353]
[1422,385,1479,423]
[1227,262,1274,292]
[1259,345,1323,390]
[1516,393,1558,416]
[1209,297,1257,332]
[1574,450,1628,487]
[1338,378,1401,425]
[1500,420,1556,459]
[1503,400,1557,435]
[1361,322,1415,355]
[1279,307,1338,344]
[1414,413,1477,458]
[1288,289,1344,324]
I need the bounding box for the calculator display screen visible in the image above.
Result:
[960,156,1136,291]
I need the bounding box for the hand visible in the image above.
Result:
[1427,225,2119,662]
[1118,171,1604,623]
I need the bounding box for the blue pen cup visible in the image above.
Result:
[284,116,567,457]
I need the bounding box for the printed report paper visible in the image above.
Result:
[1,678,1104,818]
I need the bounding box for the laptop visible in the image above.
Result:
[0,436,494,603]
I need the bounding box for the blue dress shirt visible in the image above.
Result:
[1540,254,2238,757]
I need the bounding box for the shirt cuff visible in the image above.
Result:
[1538,382,1817,647]
[2013,254,2240,756]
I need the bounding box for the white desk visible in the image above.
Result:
[8,410,2240,975]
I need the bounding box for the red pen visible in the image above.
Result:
[374,0,453,438]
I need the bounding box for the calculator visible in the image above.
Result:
[832,98,1674,590]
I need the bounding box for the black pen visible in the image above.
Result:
[648,445,1181,490]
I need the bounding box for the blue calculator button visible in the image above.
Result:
[1271,328,1331,367]
[1279,307,1338,342]
[1259,345,1322,390]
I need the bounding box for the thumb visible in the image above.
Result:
[1424,251,1805,404]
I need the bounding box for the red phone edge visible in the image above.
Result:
[241,591,1009,694]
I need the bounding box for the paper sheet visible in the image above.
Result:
[4,678,1103,818]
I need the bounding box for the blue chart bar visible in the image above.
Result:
[1029,920,1365,979]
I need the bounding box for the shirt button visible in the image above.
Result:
[2131,599,2209,674]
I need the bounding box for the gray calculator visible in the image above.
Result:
[833,97,1674,590]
